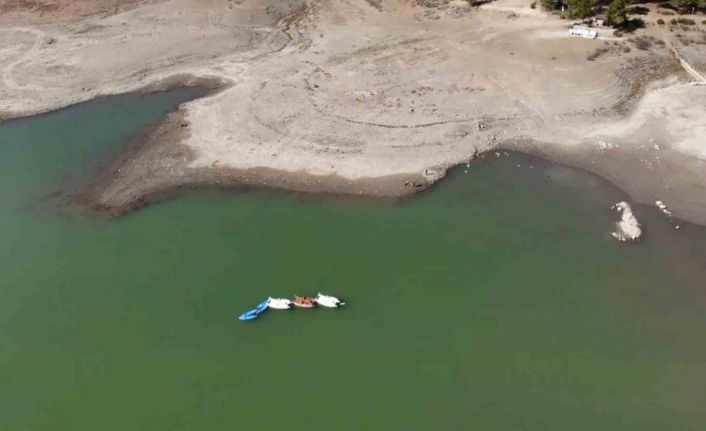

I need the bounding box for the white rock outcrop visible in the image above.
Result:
[611,201,642,242]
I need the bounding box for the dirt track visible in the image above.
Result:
[1,0,705,223]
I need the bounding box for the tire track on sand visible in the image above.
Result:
[663,35,706,84]
[0,28,46,91]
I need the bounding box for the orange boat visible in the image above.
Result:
[292,296,317,308]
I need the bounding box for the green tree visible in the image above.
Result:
[566,0,595,18]
[671,0,706,10]
[540,0,563,11]
[670,0,689,9]
[606,0,627,27]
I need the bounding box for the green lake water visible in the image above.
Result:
[1,90,706,430]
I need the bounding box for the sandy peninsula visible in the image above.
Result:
[1,0,705,222]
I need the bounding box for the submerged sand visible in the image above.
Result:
[1,0,705,222]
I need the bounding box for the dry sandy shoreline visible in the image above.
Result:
[1,0,705,223]
[81,97,430,219]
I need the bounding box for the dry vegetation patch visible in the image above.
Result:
[0,0,59,13]
[586,36,667,61]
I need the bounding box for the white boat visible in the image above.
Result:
[267,297,292,310]
[315,293,345,308]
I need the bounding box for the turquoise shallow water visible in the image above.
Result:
[1,91,705,430]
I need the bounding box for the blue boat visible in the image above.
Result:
[238,300,270,321]
[255,300,269,313]
[238,309,260,321]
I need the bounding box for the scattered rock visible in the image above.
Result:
[597,140,614,150]
[655,200,672,217]
[422,167,445,184]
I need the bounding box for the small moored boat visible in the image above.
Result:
[267,297,293,310]
[238,309,260,321]
[255,300,269,313]
[315,293,345,308]
[238,300,269,321]
[292,295,317,308]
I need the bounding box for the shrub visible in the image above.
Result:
[633,36,652,50]
[587,46,610,61]
[540,0,562,11]
[657,18,665,25]
[677,17,696,25]
[530,1,536,8]
[623,18,645,32]
[627,5,649,15]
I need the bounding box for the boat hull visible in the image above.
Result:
[292,296,317,308]
[239,310,260,321]
[267,298,292,310]
[239,300,270,321]
[315,294,344,308]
